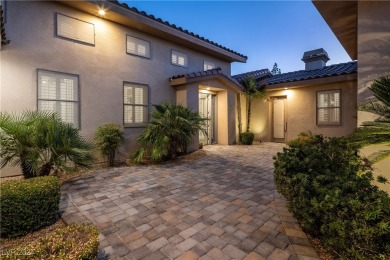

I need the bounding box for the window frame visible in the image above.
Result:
[123,82,149,128]
[316,89,341,126]
[36,69,81,128]
[126,35,151,59]
[204,60,216,71]
[55,13,95,46]
[171,49,188,68]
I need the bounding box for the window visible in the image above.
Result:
[204,60,216,71]
[123,82,148,126]
[317,90,341,125]
[56,13,95,45]
[37,70,79,127]
[126,35,151,58]
[171,50,188,67]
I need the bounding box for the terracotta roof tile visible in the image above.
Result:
[232,69,271,83]
[110,0,247,59]
[170,68,243,90]
[266,61,357,85]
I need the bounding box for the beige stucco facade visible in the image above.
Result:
[313,0,390,191]
[241,76,357,143]
[0,1,245,176]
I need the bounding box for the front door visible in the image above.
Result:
[272,97,287,142]
[199,93,217,145]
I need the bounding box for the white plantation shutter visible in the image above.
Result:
[126,35,150,58]
[123,83,148,125]
[171,50,188,67]
[38,70,79,127]
[317,90,341,125]
[56,14,95,45]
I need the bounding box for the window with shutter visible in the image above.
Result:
[317,90,341,126]
[123,82,148,126]
[171,50,188,67]
[126,35,151,58]
[56,13,95,45]
[204,60,216,71]
[37,70,79,127]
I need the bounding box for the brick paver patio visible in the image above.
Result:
[60,143,320,259]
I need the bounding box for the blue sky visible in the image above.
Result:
[122,1,352,75]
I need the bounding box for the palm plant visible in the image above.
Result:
[133,102,206,163]
[0,110,94,178]
[241,76,266,132]
[349,76,390,162]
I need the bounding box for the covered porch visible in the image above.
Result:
[170,68,243,151]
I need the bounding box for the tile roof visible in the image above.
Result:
[266,61,357,85]
[0,5,9,45]
[170,68,243,91]
[110,0,247,60]
[232,69,271,83]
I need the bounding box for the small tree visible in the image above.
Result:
[241,76,266,133]
[133,102,206,163]
[95,123,124,167]
[0,111,94,178]
[271,62,281,75]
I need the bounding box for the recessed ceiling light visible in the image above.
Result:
[98,9,106,15]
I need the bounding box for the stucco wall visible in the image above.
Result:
[0,1,231,176]
[357,1,390,125]
[250,80,357,142]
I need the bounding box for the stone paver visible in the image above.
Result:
[61,144,320,259]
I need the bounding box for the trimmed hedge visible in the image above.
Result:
[240,132,255,145]
[0,176,60,238]
[274,133,390,259]
[1,224,99,260]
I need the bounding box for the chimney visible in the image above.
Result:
[302,48,330,71]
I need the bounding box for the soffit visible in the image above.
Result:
[312,0,357,60]
[57,0,247,63]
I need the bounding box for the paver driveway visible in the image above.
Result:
[61,143,319,260]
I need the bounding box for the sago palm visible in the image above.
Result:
[0,110,94,178]
[133,103,206,163]
[349,76,390,162]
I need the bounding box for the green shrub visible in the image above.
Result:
[240,132,255,145]
[133,102,206,163]
[0,110,94,178]
[1,224,99,260]
[274,132,390,259]
[95,123,125,166]
[0,176,60,238]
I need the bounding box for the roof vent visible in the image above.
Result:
[302,48,329,71]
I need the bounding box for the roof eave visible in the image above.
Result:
[57,0,247,63]
[266,73,357,90]
[312,0,357,60]
[170,74,243,93]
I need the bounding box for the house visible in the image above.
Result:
[312,0,390,124]
[312,1,390,191]
[233,48,357,142]
[0,0,246,176]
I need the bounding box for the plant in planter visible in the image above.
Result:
[238,76,265,145]
[95,123,125,167]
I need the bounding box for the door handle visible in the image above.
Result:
[284,122,287,132]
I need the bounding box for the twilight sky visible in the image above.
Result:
[122,1,353,75]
